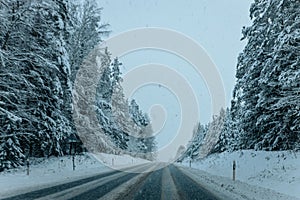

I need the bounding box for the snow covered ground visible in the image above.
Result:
[1,150,299,199]
[0,153,149,198]
[180,150,300,199]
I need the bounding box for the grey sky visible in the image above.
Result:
[98,0,253,160]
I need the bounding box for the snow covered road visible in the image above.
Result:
[1,163,298,200]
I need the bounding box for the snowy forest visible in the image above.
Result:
[0,0,156,171]
[1,0,299,171]
[180,0,300,161]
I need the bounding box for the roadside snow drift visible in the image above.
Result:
[181,150,300,199]
[0,153,149,198]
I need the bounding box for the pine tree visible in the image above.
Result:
[96,57,157,158]
[231,0,300,151]
[96,55,113,131]
[0,0,158,169]
[67,0,109,84]
[183,122,206,160]
[212,108,237,153]
[199,108,225,157]
[0,0,77,169]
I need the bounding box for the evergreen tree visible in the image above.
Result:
[96,57,157,159]
[0,0,157,170]
[67,0,109,84]
[0,0,79,169]
[199,108,225,157]
[183,122,206,161]
[231,0,300,150]
[212,108,236,153]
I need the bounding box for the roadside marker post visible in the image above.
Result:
[72,156,75,171]
[26,158,30,175]
[233,160,236,181]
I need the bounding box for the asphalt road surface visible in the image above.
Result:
[1,163,223,200]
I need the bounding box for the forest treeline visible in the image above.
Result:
[180,0,300,161]
[0,0,156,171]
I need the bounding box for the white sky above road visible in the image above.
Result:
[98,0,253,161]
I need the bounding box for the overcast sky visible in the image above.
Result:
[98,0,253,160]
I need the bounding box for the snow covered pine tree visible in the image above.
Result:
[231,0,300,151]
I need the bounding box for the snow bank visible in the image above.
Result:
[92,153,150,168]
[181,150,300,199]
[0,153,149,198]
[178,165,299,200]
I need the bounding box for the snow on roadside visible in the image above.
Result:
[178,165,299,200]
[180,150,300,199]
[92,153,149,168]
[0,153,149,198]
